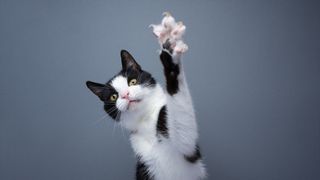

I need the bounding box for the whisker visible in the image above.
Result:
[116,110,121,121]
[105,106,118,114]
[119,121,126,140]
[104,102,116,105]
[93,113,109,126]
[112,119,117,136]
[143,82,154,88]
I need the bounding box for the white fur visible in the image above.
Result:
[110,13,206,180]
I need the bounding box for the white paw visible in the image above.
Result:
[150,12,188,54]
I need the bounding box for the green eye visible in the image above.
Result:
[129,79,137,86]
[110,94,118,101]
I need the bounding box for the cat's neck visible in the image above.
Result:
[120,84,166,132]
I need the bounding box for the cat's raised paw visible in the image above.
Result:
[150,12,188,54]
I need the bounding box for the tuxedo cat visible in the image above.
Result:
[86,13,206,180]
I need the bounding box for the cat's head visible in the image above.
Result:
[86,50,156,121]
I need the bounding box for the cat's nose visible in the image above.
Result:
[121,91,129,99]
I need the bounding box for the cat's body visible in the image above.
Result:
[86,14,206,180]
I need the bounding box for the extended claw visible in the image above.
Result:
[150,12,188,54]
[171,21,186,40]
[162,12,172,17]
[161,12,176,30]
[149,24,165,38]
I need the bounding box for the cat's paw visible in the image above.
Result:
[150,12,188,55]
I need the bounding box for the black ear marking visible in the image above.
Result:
[120,50,141,70]
[86,81,106,101]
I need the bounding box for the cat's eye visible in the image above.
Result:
[110,94,118,101]
[129,79,137,86]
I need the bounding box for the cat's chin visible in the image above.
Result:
[122,99,143,112]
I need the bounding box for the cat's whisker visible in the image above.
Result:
[142,79,154,88]
[106,106,118,115]
[115,110,121,121]
[104,102,116,105]
[112,119,117,137]
[111,110,121,136]
[93,113,109,126]
[120,122,127,140]
[105,106,116,113]
[143,82,153,88]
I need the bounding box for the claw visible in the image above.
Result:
[162,13,176,29]
[162,12,172,17]
[150,13,188,54]
[177,21,183,25]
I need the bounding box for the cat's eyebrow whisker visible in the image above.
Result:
[137,73,142,83]
[144,81,152,86]
[143,79,153,87]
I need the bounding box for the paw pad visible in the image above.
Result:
[150,12,188,54]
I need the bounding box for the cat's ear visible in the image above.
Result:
[120,50,141,70]
[86,81,106,101]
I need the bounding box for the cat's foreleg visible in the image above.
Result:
[151,13,199,158]
[159,40,199,157]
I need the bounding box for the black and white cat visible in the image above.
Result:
[86,13,206,180]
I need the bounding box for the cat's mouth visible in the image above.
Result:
[129,99,141,103]
[127,99,142,109]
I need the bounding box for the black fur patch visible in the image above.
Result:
[120,50,156,88]
[103,103,120,121]
[160,45,180,95]
[156,106,169,138]
[119,68,156,88]
[184,145,202,163]
[86,81,121,121]
[136,158,153,180]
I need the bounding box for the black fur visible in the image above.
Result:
[86,81,121,120]
[184,145,202,163]
[136,157,153,180]
[160,41,180,95]
[156,106,169,138]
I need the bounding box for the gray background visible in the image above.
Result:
[0,0,319,180]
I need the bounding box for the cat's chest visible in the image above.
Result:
[129,132,158,157]
[130,134,196,180]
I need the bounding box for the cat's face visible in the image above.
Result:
[86,50,156,121]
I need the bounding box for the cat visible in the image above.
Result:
[86,13,206,180]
